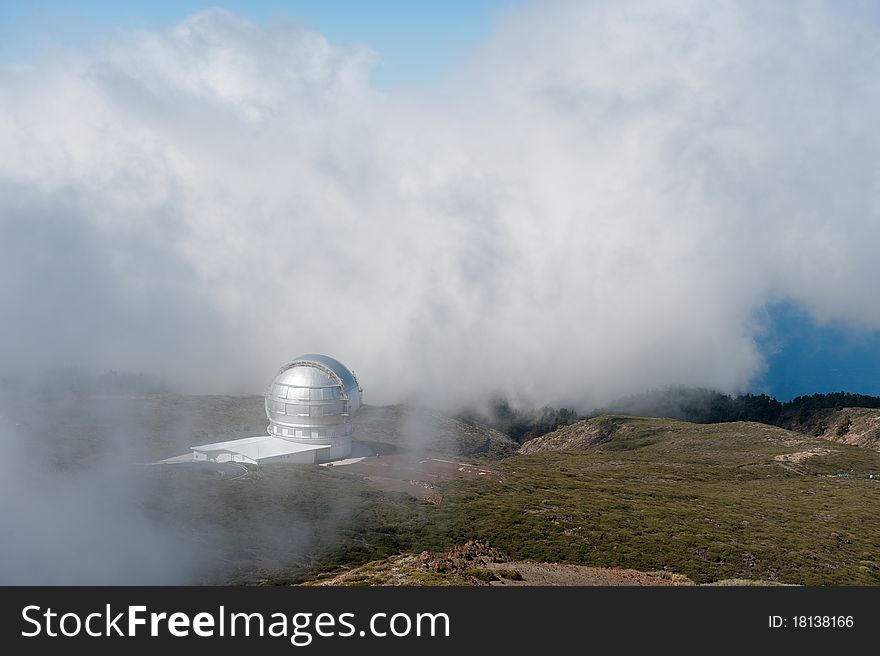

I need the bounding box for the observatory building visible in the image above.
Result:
[191,354,362,465]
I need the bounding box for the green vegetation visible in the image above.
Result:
[148,415,880,586]
[495,568,524,581]
[430,417,880,585]
[598,388,880,432]
[461,567,498,582]
[463,390,880,447]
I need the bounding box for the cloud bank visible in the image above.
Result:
[2,0,879,410]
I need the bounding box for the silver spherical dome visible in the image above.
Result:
[264,354,362,450]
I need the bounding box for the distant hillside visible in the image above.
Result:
[519,415,809,455]
[812,408,880,452]
[518,415,635,453]
[596,388,880,435]
[460,390,880,450]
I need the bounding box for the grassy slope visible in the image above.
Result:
[146,413,880,585]
[431,416,880,585]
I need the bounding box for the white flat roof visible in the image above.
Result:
[191,435,330,460]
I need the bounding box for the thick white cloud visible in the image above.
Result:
[1,1,879,409]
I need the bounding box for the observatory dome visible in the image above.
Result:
[264,354,362,461]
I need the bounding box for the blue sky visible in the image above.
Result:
[0,0,518,88]
[2,1,879,401]
[756,303,880,400]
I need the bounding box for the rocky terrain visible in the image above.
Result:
[814,408,880,452]
[308,540,682,586]
[307,540,789,586]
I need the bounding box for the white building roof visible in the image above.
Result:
[191,435,330,460]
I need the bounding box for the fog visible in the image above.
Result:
[0,409,202,584]
[2,0,880,583]
[2,1,878,409]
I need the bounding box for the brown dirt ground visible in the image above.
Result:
[773,447,833,465]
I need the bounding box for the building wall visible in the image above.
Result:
[313,437,352,463]
[259,450,317,465]
[191,446,321,465]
